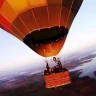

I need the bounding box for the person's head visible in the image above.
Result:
[53,57,56,61]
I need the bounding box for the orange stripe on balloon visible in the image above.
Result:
[19,9,39,32]
[47,0,62,27]
[0,0,17,23]
[48,6,61,27]
[47,0,62,6]
[60,7,69,27]
[32,6,49,29]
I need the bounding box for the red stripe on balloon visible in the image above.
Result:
[0,14,12,34]
[0,0,5,8]
[0,23,12,33]
[0,23,4,29]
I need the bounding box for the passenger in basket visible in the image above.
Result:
[44,68,51,75]
[51,68,55,74]
[44,61,51,75]
[54,65,59,73]
[53,57,63,72]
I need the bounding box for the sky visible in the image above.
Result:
[0,0,96,73]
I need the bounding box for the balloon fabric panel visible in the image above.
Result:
[0,0,83,57]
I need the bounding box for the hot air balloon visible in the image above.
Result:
[0,0,83,88]
[0,0,83,57]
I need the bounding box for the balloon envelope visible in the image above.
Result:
[0,0,83,57]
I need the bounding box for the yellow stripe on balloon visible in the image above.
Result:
[29,0,47,8]
[7,0,30,14]
[0,0,17,23]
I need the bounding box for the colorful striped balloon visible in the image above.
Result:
[0,0,83,57]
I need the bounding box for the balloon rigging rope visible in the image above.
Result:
[65,0,75,28]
